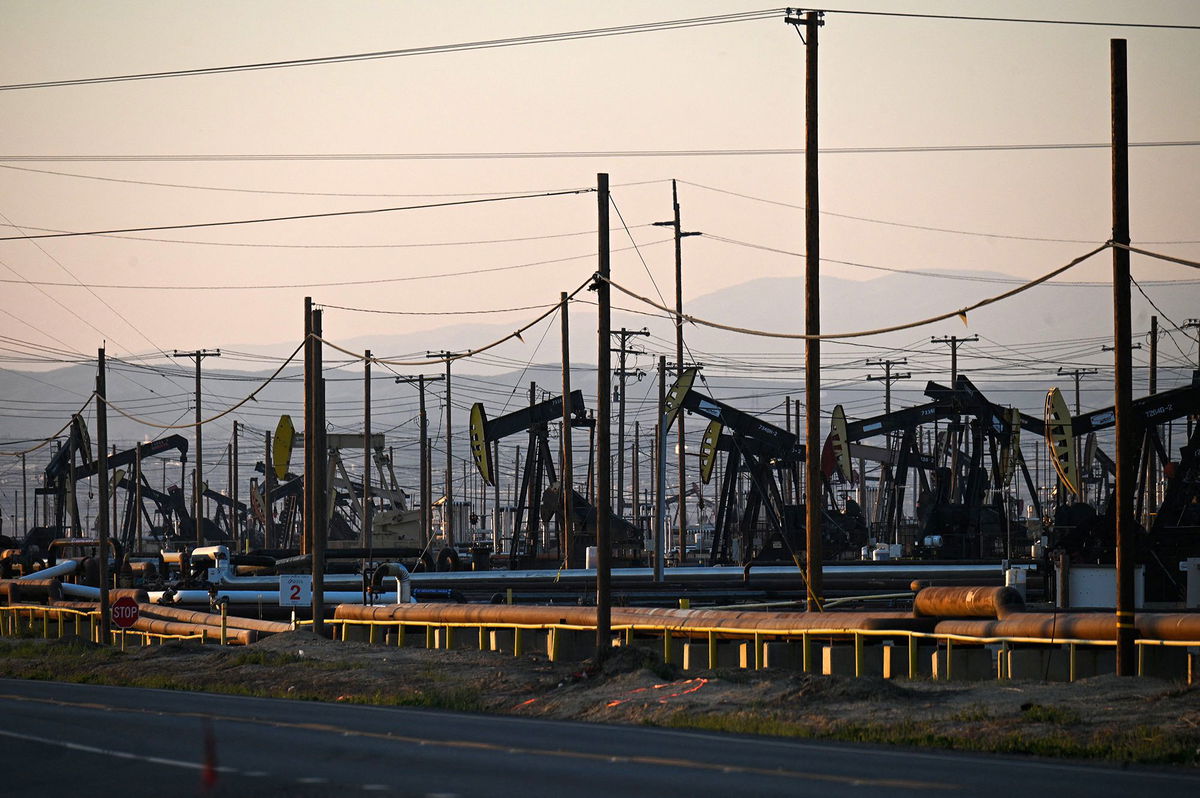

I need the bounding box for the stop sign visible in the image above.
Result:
[111,596,139,629]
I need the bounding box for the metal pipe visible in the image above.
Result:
[913,586,1025,619]
[17,559,78,581]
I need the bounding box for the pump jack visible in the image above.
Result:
[469,390,643,568]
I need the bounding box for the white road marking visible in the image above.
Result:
[0,727,236,775]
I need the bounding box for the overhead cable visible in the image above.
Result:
[0,9,782,92]
[0,188,592,242]
[3,141,1197,162]
[102,341,304,430]
[601,244,1111,340]
[0,395,94,456]
[317,280,592,367]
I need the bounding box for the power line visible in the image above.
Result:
[3,141,1198,162]
[0,188,591,242]
[0,9,782,92]
[0,221,654,250]
[703,234,1200,286]
[0,239,669,290]
[817,7,1200,30]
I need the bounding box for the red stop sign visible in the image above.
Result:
[111,596,139,629]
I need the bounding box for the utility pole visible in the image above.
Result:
[1183,318,1199,438]
[785,8,824,608]
[171,348,220,545]
[593,171,613,658]
[560,292,575,568]
[653,180,701,563]
[1110,38,1135,676]
[135,442,143,550]
[932,335,978,500]
[396,374,443,548]
[96,348,111,643]
[312,306,328,636]
[263,430,275,549]
[1057,367,1099,415]
[20,453,26,538]
[610,327,648,521]
[655,356,667,582]
[631,421,640,533]
[427,352,456,547]
[865,358,910,415]
[231,421,239,548]
[931,336,978,385]
[363,349,372,552]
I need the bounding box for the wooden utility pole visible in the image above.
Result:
[611,327,648,521]
[595,172,613,657]
[231,421,239,548]
[1147,317,1158,516]
[1111,38,1135,675]
[171,348,220,545]
[96,348,111,643]
[311,306,327,637]
[631,421,640,532]
[363,349,373,551]
[866,359,910,415]
[655,355,667,582]
[135,443,143,550]
[426,353,456,546]
[263,431,275,549]
[397,374,443,548]
[560,292,575,567]
[786,8,825,608]
[20,453,26,538]
[653,180,701,562]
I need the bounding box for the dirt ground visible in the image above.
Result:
[2,630,1198,766]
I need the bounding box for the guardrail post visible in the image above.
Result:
[479,626,488,651]
[707,631,717,670]
[220,603,228,646]
[41,610,48,639]
[425,625,435,649]
[57,612,64,639]
[908,634,918,680]
[945,639,953,681]
[662,629,672,665]
[853,633,863,678]
[396,624,406,648]
[445,626,455,650]
[802,633,812,673]
[753,633,763,670]
[513,626,523,657]
[624,627,633,647]
[1137,642,1144,677]
[1069,643,1077,682]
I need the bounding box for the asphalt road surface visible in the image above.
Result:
[1,678,1196,797]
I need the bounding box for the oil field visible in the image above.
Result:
[1,3,1200,796]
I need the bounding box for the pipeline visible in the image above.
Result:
[137,603,292,635]
[17,558,78,581]
[131,616,256,644]
[936,611,1200,641]
[333,603,937,635]
[913,586,1025,619]
[0,578,63,605]
[149,588,398,605]
[369,563,412,604]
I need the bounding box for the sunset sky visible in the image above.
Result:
[2,0,1197,366]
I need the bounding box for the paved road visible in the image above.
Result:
[0,679,1196,797]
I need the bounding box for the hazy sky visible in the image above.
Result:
[1,0,1198,362]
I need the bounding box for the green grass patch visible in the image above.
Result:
[1021,703,1081,726]
[661,711,1200,766]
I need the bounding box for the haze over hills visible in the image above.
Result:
[2,268,1195,524]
